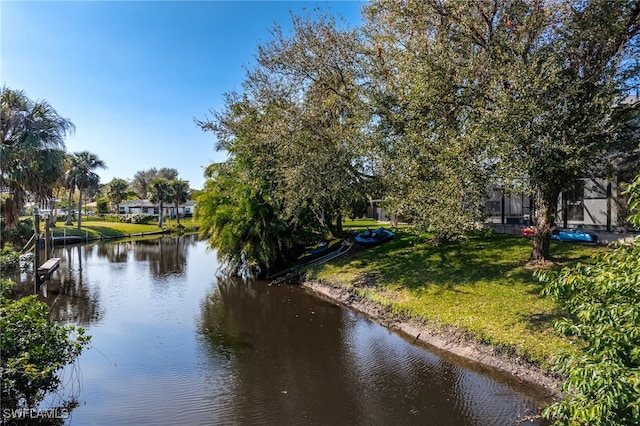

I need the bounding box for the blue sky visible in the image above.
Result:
[1,1,364,190]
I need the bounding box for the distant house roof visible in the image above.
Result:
[121,199,156,208]
[121,199,196,208]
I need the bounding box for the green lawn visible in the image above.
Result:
[343,218,408,230]
[45,217,199,239]
[306,230,605,368]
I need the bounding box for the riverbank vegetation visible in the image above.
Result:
[306,231,595,367]
[0,257,90,414]
[537,175,640,424]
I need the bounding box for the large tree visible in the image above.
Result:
[131,167,178,199]
[197,11,372,274]
[0,87,74,228]
[250,12,373,235]
[67,151,106,230]
[362,0,505,242]
[364,0,639,256]
[200,11,371,233]
[482,0,640,261]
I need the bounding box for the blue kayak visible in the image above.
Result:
[355,227,394,247]
[551,229,597,243]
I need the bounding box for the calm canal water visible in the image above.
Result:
[18,235,551,425]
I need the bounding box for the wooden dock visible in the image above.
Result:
[37,257,60,281]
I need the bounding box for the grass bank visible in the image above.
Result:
[307,225,606,370]
[45,217,199,239]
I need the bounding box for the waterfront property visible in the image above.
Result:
[118,199,196,217]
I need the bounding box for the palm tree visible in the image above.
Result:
[67,151,106,230]
[107,178,129,215]
[148,177,172,227]
[1,87,74,228]
[170,179,190,226]
[64,154,76,225]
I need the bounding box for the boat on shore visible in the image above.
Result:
[355,227,394,247]
[297,238,344,263]
[551,229,598,243]
[521,227,598,243]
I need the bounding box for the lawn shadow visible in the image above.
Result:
[366,232,535,290]
[331,231,603,297]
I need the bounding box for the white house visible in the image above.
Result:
[120,199,196,217]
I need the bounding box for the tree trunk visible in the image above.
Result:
[77,190,83,231]
[530,189,559,262]
[66,189,74,225]
[175,201,181,225]
[158,203,164,227]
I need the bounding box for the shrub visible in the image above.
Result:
[0,248,20,275]
[538,173,640,425]
[119,213,156,224]
[0,279,90,412]
[0,218,34,248]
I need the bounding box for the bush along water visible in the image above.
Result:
[0,252,91,418]
[538,173,640,425]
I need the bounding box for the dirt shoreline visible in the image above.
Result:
[303,279,562,398]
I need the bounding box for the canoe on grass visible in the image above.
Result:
[551,229,598,243]
[355,227,394,247]
[297,238,343,263]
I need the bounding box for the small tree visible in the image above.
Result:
[169,179,190,226]
[67,151,106,230]
[539,172,640,425]
[148,177,172,227]
[107,178,129,214]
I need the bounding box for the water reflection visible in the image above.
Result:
[9,237,550,425]
[12,235,198,327]
[197,278,549,425]
[133,236,196,278]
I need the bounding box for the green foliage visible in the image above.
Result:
[107,178,129,213]
[538,173,640,425]
[0,217,33,248]
[364,0,639,255]
[66,151,106,230]
[148,177,173,227]
[0,248,20,274]
[197,162,294,276]
[1,87,74,228]
[0,278,90,411]
[169,178,190,225]
[131,167,178,199]
[96,198,109,214]
[197,11,375,272]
